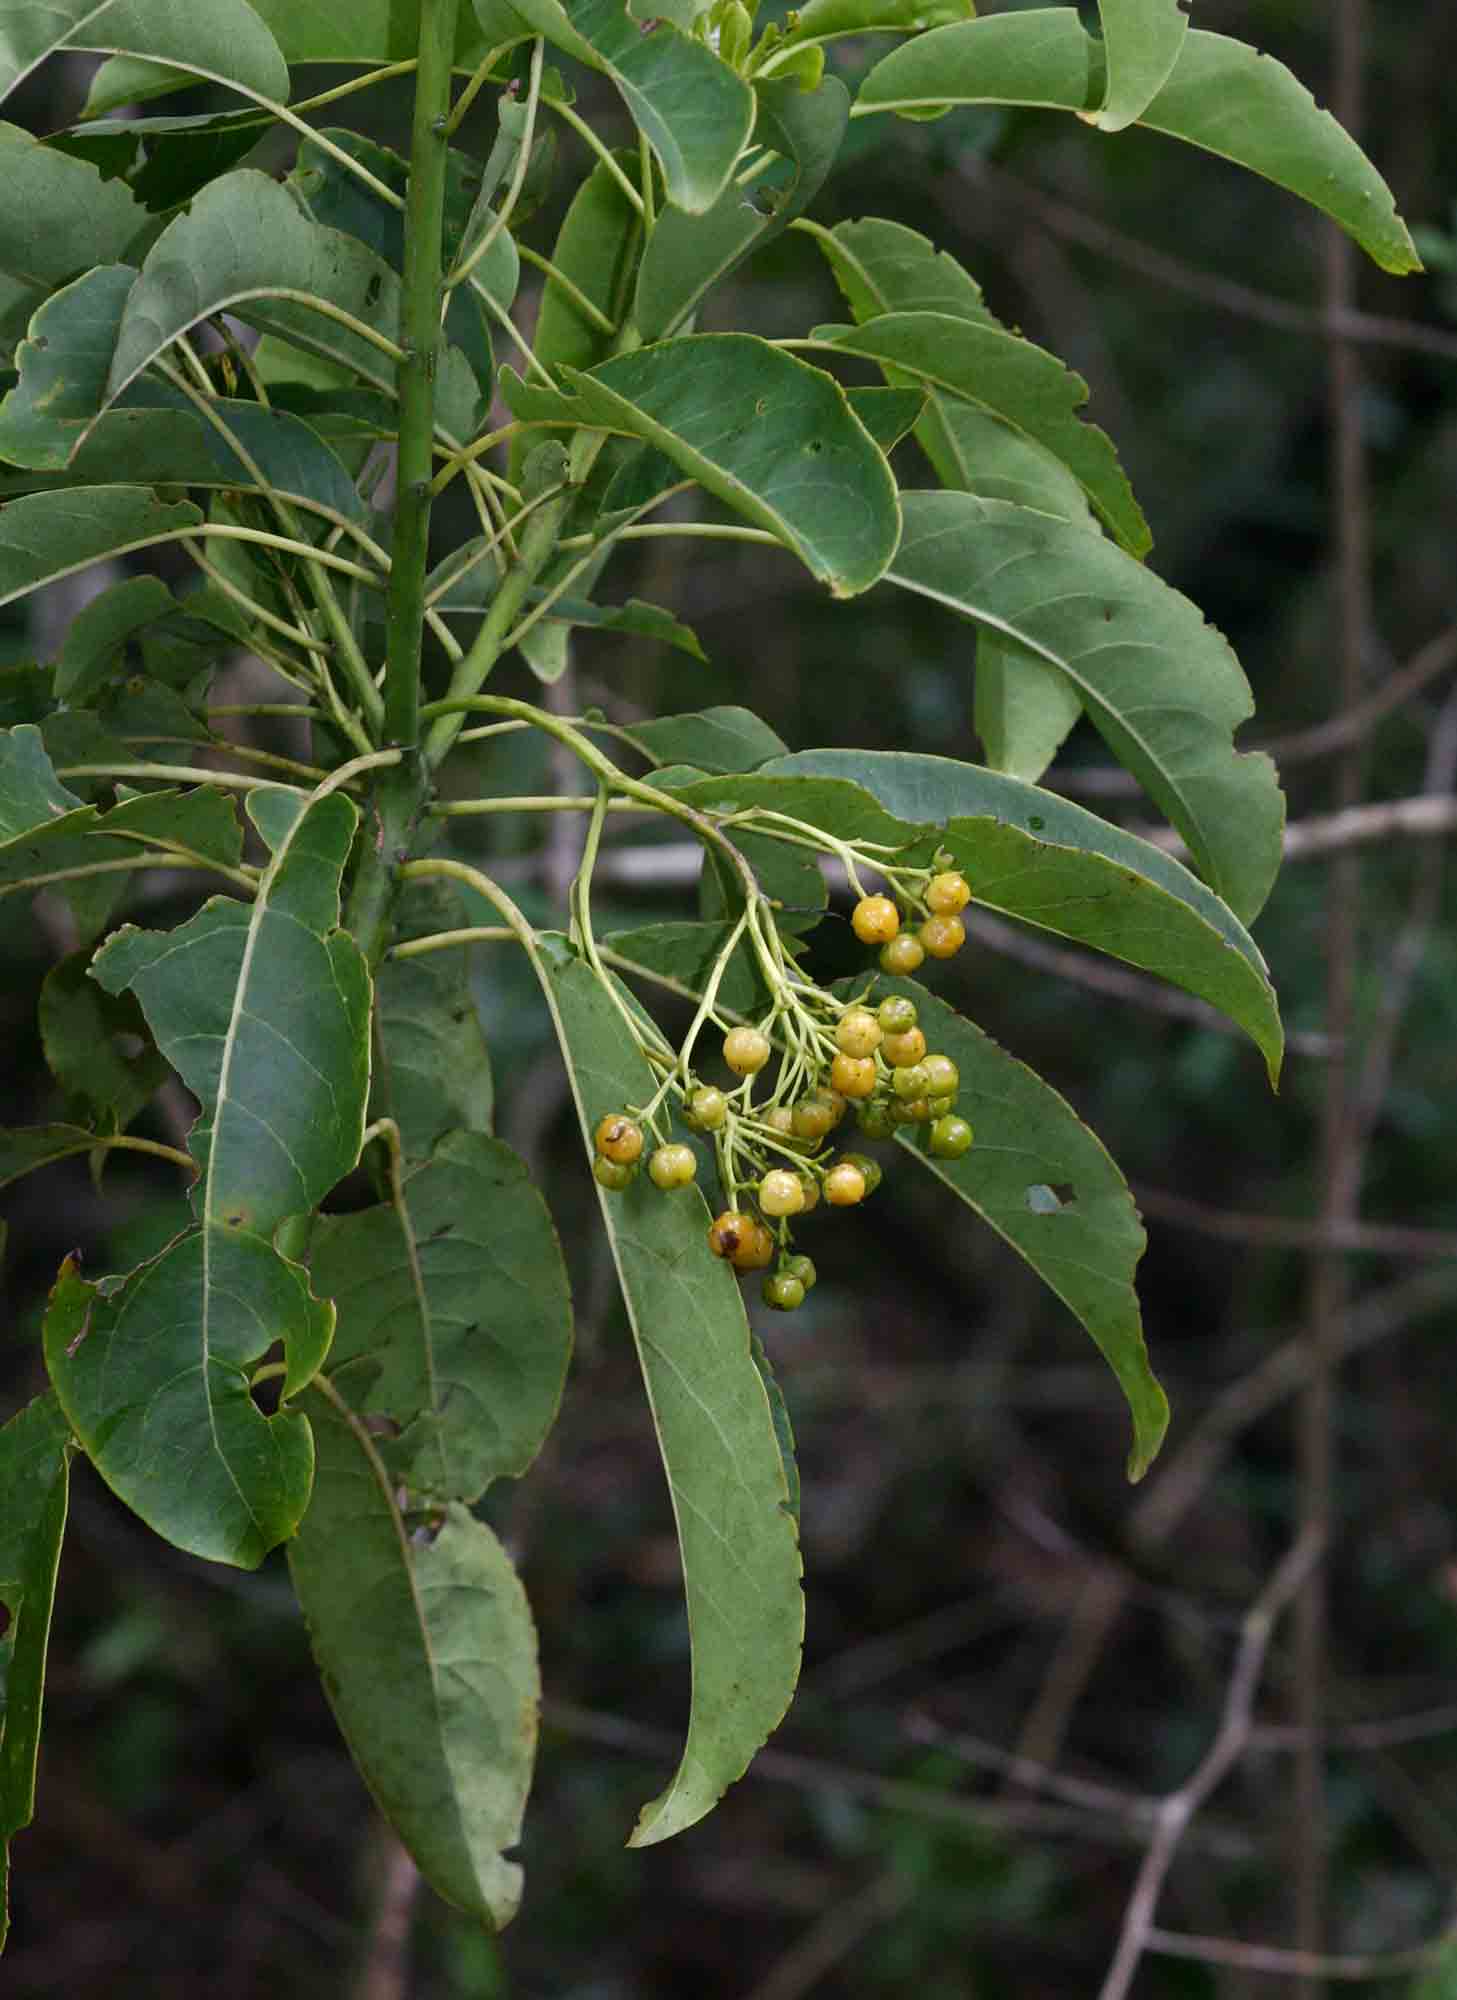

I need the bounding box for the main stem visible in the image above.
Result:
[347,0,460,963]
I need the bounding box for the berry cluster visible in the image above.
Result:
[588,867,976,1314]
[850,869,971,976]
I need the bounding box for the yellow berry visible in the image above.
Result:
[824,1162,868,1206]
[919,914,966,959]
[595,1113,644,1164]
[926,870,971,915]
[760,1169,806,1217]
[830,1052,877,1099]
[835,1008,882,1058]
[882,1027,927,1068]
[791,1098,834,1140]
[851,894,900,945]
[724,1025,771,1074]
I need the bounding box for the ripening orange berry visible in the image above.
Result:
[918,914,966,959]
[830,1052,877,1099]
[926,870,971,915]
[723,1025,771,1075]
[824,1161,868,1206]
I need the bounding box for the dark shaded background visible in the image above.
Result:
[5,1,1457,1992]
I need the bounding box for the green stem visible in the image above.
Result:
[516,243,617,335]
[421,491,572,767]
[385,0,461,754]
[387,925,519,955]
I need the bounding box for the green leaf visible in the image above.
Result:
[0,266,138,472]
[372,883,495,1162]
[780,0,973,42]
[844,385,925,455]
[618,705,787,772]
[529,153,643,385]
[0,1124,113,1188]
[814,311,1147,554]
[0,722,82,836]
[0,124,151,287]
[0,0,289,107]
[1090,0,1187,133]
[0,1392,72,1953]
[604,918,773,1017]
[288,127,517,402]
[974,635,1084,784]
[502,0,754,212]
[288,1388,537,1929]
[0,487,202,610]
[44,1238,326,1566]
[0,768,247,904]
[872,975,1166,1478]
[40,951,168,1130]
[310,1131,572,1502]
[250,0,490,65]
[49,106,272,211]
[667,765,925,850]
[56,576,175,701]
[634,75,849,341]
[762,748,1282,1080]
[855,11,1421,275]
[502,335,901,597]
[46,793,371,1566]
[886,493,1284,923]
[537,940,802,1844]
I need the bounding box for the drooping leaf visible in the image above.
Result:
[974,634,1086,784]
[778,0,973,42]
[46,793,370,1566]
[885,493,1284,922]
[372,882,495,1162]
[634,76,850,342]
[843,385,926,455]
[310,1131,572,1502]
[0,487,202,610]
[0,722,82,836]
[855,10,1420,275]
[0,765,247,904]
[870,975,1167,1477]
[503,336,901,597]
[762,748,1282,1079]
[1090,0,1188,132]
[40,951,168,1130]
[536,938,802,1844]
[288,1388,537,1929]
[0,123,152,287]
[502,0,754,213]
[0,0,289,108]
[0,1392,72,1952]
[617,705,787,773]
[48,106,272,211]
[814,311,1147,554]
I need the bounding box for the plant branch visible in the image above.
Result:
[1099,1531,1323,2000]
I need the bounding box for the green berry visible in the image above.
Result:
[856,1099,895,1141]
[687,1085,728,1131]
[649,1143,697,1190]
[784,1254,817,1292]
[892,1062,930,1100]
[927,1093,957,1118]
[921,1053,959,1097]
[594,1156,635,1191]
[929,1115,974,1158]
[880,933,926,976]
[877,995,918,1037]
[762,1272,807,1311]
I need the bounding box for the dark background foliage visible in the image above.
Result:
[5,1,1457,1992]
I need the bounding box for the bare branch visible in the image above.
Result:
[1145,1925,1457,1981]
[1098,1532,1323,2000]
[1132,1185,1457,1259]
